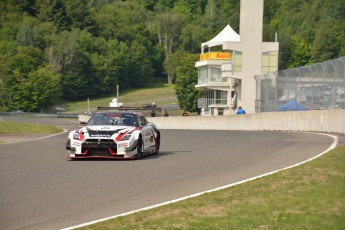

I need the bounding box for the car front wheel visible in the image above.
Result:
[136,137,144,159]
[154,134,160,154]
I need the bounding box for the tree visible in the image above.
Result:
[163,50,180,84]
[35,0,69,30]
[173,0,207,21]
[126,40,154,87]
[10,65,61,112]
[0,54,11,110]
[97,39,124,93]
[64,0,95,31]
[175,53,200,113]
[93,1,151,42]
[203,0,220,30]
[312,22,340,63]
[59,49,97,100]
[49,30,99,100]
[180,23,206,53]
[15,16,36,47]
[287,35,312,68]
[9,46,44,77]
[155,11,184,83]
[1,0,344,109]
[219,0,240,32]
[49,30,79,73]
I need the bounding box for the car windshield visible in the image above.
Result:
[87,114,138,126]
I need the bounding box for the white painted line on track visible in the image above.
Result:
[33,128,69,141]
[1,129,68,144]
[61,132,338,230]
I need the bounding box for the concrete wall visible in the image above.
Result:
[147,110,345,134]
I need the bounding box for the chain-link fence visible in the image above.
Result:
[255,56,345,112]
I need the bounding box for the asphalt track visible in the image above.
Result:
[0,116,340,230]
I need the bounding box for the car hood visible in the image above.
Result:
[83,125,133,138]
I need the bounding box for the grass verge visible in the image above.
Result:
[80,145,345,229]
[63,83,178,113]
[0,121,63,134]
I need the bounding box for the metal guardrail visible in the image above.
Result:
[96,107,165,117]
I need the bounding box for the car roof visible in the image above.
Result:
[95,111,142,116]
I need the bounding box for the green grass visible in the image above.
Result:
[63,83,178,113]
[0,121,63,134]
[80,145,345,229]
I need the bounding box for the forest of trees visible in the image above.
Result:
[0,0,344,112]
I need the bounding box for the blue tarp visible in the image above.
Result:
[274,99,310,111]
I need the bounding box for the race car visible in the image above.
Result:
[65,111,160,159]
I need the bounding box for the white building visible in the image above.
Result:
[195,0,279,115]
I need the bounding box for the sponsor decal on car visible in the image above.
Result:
[72,141,81,146]
[118,142,129,147]
[143,131,152,136]
[89,134,112,138]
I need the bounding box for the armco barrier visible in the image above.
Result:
[78,110,345,134]
[146,109,345,134]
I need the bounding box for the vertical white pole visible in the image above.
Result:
[117,85,119,102]
[87,98,90,113]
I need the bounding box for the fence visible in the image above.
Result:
[255,56,345,112]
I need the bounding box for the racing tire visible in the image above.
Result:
[66,139,71,151]
[154,133,160,154]
[136,136,144,159]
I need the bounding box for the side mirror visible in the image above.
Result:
[80,121,87,125]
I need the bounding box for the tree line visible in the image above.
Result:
[0,0,343,112]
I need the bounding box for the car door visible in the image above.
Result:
[138,115,155,150]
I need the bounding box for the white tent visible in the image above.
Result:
[201,24,240,53]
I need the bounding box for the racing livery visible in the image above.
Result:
[66,111,160,159]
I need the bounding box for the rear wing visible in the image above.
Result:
[96,107,164,117]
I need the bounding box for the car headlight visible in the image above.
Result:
[121,134,132,141]
[73,132,80,140]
